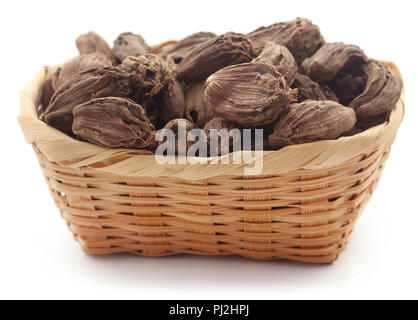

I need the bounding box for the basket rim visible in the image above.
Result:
[18,59,405,180]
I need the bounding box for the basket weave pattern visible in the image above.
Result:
[19,61,404,264]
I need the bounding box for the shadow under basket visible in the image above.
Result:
[18,61,404,264]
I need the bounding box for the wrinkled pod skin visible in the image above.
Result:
[39,65,61,117]
[113,32,151,63]
[268,100,356,146]
[76,31,118,65]
[158,119,195,156]
[52,52,112,90]
[163,32,217,64]
[44,67,136,135]
[301,42,369,105]
[178,32,259,82]
[248,18,325,63]
[292,73,339,102]
[253,42,297,85]
[120,54,171,101]
[185,81,216,128]
[204,117,240,156]
[301,42,368,83]
[73,97,156,149]
[349,60,403,119]
[157,77,186,125]
[204,62,297,127]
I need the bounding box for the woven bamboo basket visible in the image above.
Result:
[18,51,404,264]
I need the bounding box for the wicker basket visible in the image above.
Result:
[18,58,404,264]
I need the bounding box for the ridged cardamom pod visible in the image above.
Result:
[248,18,325,63]
[292,73,339,102]
[268,101,356,146]
[157,77,186,125]
[301,42,368,83]
[349,60,403,119]
[44,67,135,135]
[113,32,151,63]
[159,119,195,156]
[39,65,61,117]
[204,62,297,127]
[253,42,297,85]
[120,54,171,101]
[73,97,156,149]
[52,52,112,90]
[185,81,216,128]
[76,31,117,65]
[163,32,217,64]
[178,32,258,82]
[203,117,239,155]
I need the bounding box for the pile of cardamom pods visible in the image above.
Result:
[39,18,403,153]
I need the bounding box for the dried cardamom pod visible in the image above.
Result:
[178,32,258,82]
[44,67,135,135]
[342,125,365,137]
[52,53,112,90]
[301,42,368,83]
[268,101,356,146]
[357,112,390,130]
[76,31,117,65]
[73,97,156,149]
[203,117,236,132]
[204,62,297,127]
[248,18,325,63]
[140,97,160,127]
[253,42,297,85]
[292,73,339,102]
[159,119,195,156]
[39,65,61,117]
[204,117,240,155]
[330,72,366,106]
[113,32,151,63]
[120,54,171,101]
[185,81,216,128]
[163,32,217,64]
[157,77,186,125]
[349,60,403,119]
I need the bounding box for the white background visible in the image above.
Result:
[1,0,417,300]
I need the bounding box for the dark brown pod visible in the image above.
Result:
[158,119,195,156]
[76,31,117,65]
[292,73,339,102]
[178,32,258,82]
[163,32,217,64]
[185,81,216,128]
[330,72,366,106]
[52,53,112,90]
[248,18,325,63]
[342,125,365,137]
[268,101,356,146]
[39,65,61,117]
[253,42,297,85]
[204,62,297,127]
[44,67,135,135]
[349,60,403,119]
[357,112,390,130]
[140,97,160,127]
[204,117,240,155]
[73,97,156,149]
[301,42,368,83]
[120,54,171,101]
[157,77,186,125]
[113,32,151,63]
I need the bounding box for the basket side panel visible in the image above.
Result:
[33,140,391,263]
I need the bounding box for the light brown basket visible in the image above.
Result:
[18,58,404,264]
